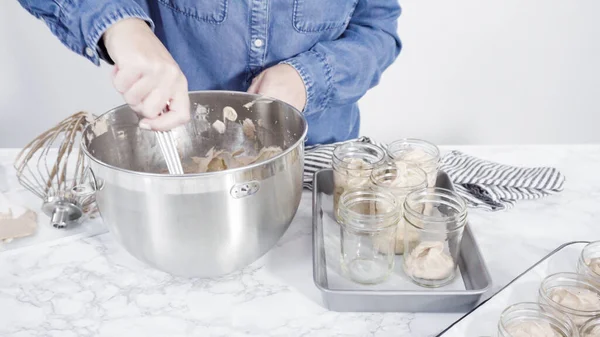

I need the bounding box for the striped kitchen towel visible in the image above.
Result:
[303,139,565,211]
[439,150,565,211]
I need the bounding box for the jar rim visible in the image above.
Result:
[387,138,440,161]
[332,142,387,169]
[498,302,575,336]
[403,187,468,231]
[370,163,428,192]
[539,272,600,315]
[580,241,600,278]
[337,189,400,232]
[581,316,600,335]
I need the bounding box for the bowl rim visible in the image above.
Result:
[80,90,308,178]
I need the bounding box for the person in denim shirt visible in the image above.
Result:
[18,1,401,145]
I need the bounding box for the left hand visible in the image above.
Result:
[247,64,307,112]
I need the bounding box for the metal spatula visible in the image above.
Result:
[155,102,184,175]
[156,130,184,174]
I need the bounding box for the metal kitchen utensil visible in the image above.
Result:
[437,241,590,336]
[154,101,184,175]
[312,169,492,313]
[155,130,184,174]
[80,91,307,277]
[14,111,98,229]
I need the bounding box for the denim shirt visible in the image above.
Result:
[18,0,401,145]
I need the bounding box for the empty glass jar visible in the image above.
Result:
[498,302,577,337]
[402,187,467,287]
[387,138,440,187]
[370,163,428,255]
[332,142,386,220]
[577,241,600,286]
[337,189,400,285]
[538,272,600,328]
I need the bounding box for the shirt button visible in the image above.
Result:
[85,47,95,57]
[253,39,264,48]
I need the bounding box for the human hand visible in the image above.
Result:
[247,64,307,112]
[103,18,190,131]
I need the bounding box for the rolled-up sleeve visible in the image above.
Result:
[17,0,154,66]
[282,0,401,116]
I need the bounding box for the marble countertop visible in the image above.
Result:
[0,145,599,337]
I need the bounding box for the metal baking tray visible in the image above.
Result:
[436,241,590,336]
[312,169,492,312]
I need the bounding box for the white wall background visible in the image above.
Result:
[1,0,599,147]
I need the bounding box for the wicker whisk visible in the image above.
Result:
[14,111,98,228]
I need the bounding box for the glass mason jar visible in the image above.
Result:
[498,302,577,337]
[580,317,600,337]
[332,142,387,220]
[387,138,440,187]
[370,163,428,255]
[402,187,467,288]
[577,241,600,286]
[538,272,600,328]
[337,189,400,285]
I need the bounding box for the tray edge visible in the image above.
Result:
[435,240,592,336]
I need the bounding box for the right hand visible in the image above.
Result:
[103,18,190,131]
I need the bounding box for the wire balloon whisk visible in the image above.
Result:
[14,111,98,228]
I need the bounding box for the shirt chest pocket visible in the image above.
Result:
[293,0,359,33]
[158,0,228,24]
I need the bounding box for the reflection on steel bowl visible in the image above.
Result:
[81,91,308,277]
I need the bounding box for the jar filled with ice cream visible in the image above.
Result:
[370,163,428,255]
[387,138,440,187]
[402,187,467,288]
[332,142,387,220]
[337,189,400,285]
[538,272,600,328]
[577,241,600,286]
[498,302,577,337]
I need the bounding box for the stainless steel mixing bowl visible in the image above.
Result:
[80,91,307,277]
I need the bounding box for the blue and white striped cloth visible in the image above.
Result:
[303,138,565,211]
